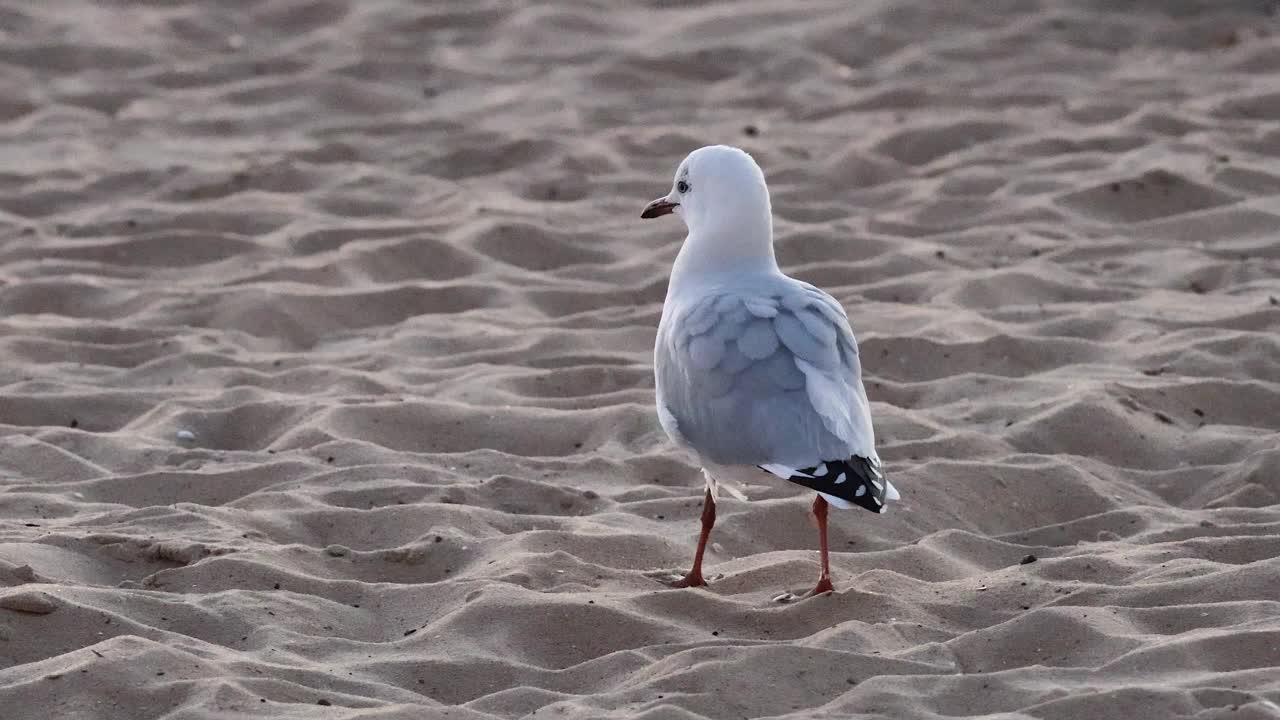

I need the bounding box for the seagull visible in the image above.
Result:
[641,145,899,597]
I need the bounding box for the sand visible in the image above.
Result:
[1,0,1279,718]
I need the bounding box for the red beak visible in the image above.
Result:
[640,198,678,219]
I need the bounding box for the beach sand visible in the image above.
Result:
[1,1,1279,718]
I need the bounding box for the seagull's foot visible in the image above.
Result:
[645,569,710,588]
[669,570,707,589]
[806,575,835,597]
[772,577,835,603]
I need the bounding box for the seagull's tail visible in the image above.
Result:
[762,456,896,514]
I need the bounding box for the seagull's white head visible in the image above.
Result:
[641,145,776,277]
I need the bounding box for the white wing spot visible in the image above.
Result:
[855,485,866,497]
[814,463,827,476]
[871,479,884,492]
[834,473,847,484]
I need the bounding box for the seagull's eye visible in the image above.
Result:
[677,180,690,194]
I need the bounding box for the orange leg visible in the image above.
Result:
[807,494,835,596]
[671,488,715,588]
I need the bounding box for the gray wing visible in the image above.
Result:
[655,282,878,471]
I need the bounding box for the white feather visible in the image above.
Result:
[759,463,808,479]
[819,492,853,509]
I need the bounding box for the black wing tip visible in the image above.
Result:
[763,456,888,514]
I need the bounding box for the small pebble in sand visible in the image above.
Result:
[176,430,196,441]
[1020,554,1038,565]
[6,564,36,582]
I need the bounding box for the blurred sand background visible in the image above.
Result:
[1,1,1279,718]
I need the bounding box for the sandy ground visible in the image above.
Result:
[1,1,1279,718]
